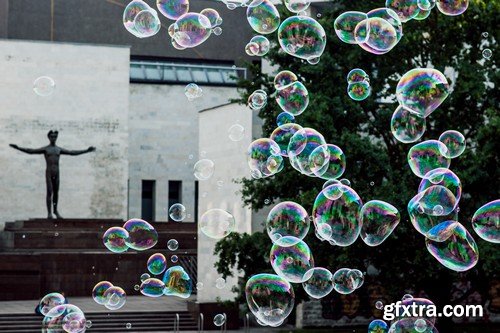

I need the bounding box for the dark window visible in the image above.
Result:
[141,180,155,222]
[194,181,199,223]
[168,181,182,210]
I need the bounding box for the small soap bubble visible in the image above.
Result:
[185,83,203,101]
[213,314,226,327]
[414,318,427,332]
[215,277,226,289]
[134,285,140,291]
[140,273,151,282]
[33,76,56,96]
[194,159,215,180]
[169,203,187,222]
[228,124,245,141]
[213,27,222,35]
[167,239,179,251]
[171,254,179,263]
[482,32,488,38]
[375,301,384,310]
[126,323,132,329]
[196,282,204,290]
[482,48,492,59]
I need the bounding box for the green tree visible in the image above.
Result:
[215,0,499,329]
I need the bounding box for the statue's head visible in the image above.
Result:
[47,130,58,144]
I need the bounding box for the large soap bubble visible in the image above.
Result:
[123,219,158,251]
[361,200,400,246]
[247,138,283,178]
[92,281,113,305]
[200,208,236,239]
[354,17,399,54]
[408,193,459,236]
[103,286,127,310]
[246,0,280,34]
[391,105,426,143]
[147,253,167,275]
[266,201,310,246]
[332,268,362,294]
[288,128,327,176]
[140,278,166,297]
[418,168,461,208]
[271,123,304,157]
[309,144,346,180]
[163,266,193,298]
[270,238,314,283]
[172,13,212,48]
[407,140,451,178]
[123,0,151,37]
[157,0,189,20]
[436,0,468,16]
[368,319,389,333]
[411,185,457,217]
[39,292,66,316]
[276,81,310,116]
[278,16,326,62]
[471,199,499,244]
[302,267,334,299]
[102,227,129,253]
[334,11,368,44]
[133,8,161,38]
[386,0,421,22]
[194,159,215,180]
[438,130,466,158]
[246,35,270,56]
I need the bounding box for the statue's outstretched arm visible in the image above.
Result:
[9,144,46,154]
[60,146,96,156]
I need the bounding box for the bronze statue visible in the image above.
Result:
[10,130,96,219]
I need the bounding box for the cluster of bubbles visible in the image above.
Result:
[92,281,127,310]
[346,68,371,101]
[168,9,222,50]
[38,293,88,333]
[185,83,203,101]
[33,76,56,97]
[123,0,161,38]
[245,35,271,57]
[274,70,309,116]
[248,89,268,110]
[102,219,158,253]
[388,0,469,22]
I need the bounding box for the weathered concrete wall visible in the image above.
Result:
[0,40,129,229]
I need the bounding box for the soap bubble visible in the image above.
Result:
[103,227,129,253]
[414,7,432,20]
[163,266,192,298]
[350,269,364,288]
[140,273,151,282]
[213,26,222,36]
[302,267,334,299]
[436,0,468,16]
[157,0,189,20]
[375,301,384,310]
[274,70,298,89]
[172,13,212,48]
[277,112,295,127]
[134,9,161,38]
[123,219,158,251]
[270,238,314,283]
[33,76,56,96]
[215,277,226,289]
[185,83,203,100]
[200,8,222,27]
[412,185,457,217]
[284,0,310,13]
[60,307,87,333]
[396,68,450,118]
[140,278,166,297]
[126,323,132,329]
[391,105,427,143]
[245,274,295,326]
[367,7,403,42]
[147,253,167,275]
[92,281,113,305]
[194,159,215,180]
[407,140,451,178]
[196,282,204,290]
[246,0,280,34]
[103,286,127,310]
[221,0,251,9]
[276,81,309,116]
[213,314,226,327]
[354,17,399,54]
[369,319,388,333]
[386,0,421,22]
[347,81,371,101]
[482,49,492,59]
[228,124,245,141]
[171,254,179,263]
[438,130,466,158]
[123,0,151,37]
[167,238,179,251]
[308,144,346,180]
[332,268,358,294]
[472,199,499,244]
[360,200,400,246]
[415,318,428,332]
[248,89,268,110]
[247,138,283,178]
[347,68,369,84]
[39,292,66,316]
[278,16,326,61]
[271,123,304,156]
[200,209,236,239]
[312,184,363,246]
[266,201,310,246]
[246,35,271,56]
[426,220,459,242]
[426,222,479,272]
[408,194,459,236]
[419,168,461,207]
[339,178,351,187]
[169,203,187,221]
[288,128,327,176]
[418,0,436,10]
[334,11,368,44]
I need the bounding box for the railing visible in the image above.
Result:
[178,254,198,293]
[130,60,247,86]
[198,313,204,333]
[220,313,227,332]
[173,313,180,333]
[244,313,250,333]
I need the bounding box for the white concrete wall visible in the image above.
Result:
[0,40,130,228]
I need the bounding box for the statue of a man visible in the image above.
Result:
[9,130,96,219]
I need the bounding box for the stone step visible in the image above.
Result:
[5,219,196,231]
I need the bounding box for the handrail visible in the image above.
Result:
[130,60,247,73]
[221,313,227,332]
[198,313,204,332]
[173,313,180,333]
[244,313,250,333]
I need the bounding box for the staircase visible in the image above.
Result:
[0,311,198,332]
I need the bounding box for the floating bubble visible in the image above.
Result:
[411,185,457,217]
[147,253,167,275]
[157,0,189,20]
[163,266,192,298]
[391,105,427,143]
[33,76,56,96]
[173,13,212,48]
[61,307,87,333]
[350,269,364,288]
[200,8,222,27]
[246,35,271,56]
[194,159,215,180]
[415,318,428,332]
[312,184,363,246]
[482,49,492,59]
[426,220,459,242]
[200,208,236,239]
[471,199,499,244]
[367,8,403,42]
[277,112,295,127]
[274,70,298,89]
[171,254,179,263]
[140,273,151,282]
[214,314,226,327]
[413,7,432,20]
[266,201,310,246]
[213,26,222,35]
[396,68,450,118]
[228,124,245,142]
[126,323,132,329]
[426,222,479,272]
[169,203,187,222]
[245,274,295,326]
[386,0,421,22]
[408,194,458,236]
[123,0,151,37]
[436,0,468,16]
[271,123,304,157]
[438,130,466,158]
[246,0,280,34]
[247,138,283,177]
[248,89,268,110]
[316,222,333,240]
[123,219,158,251]
[221,0,251,9]
[288,128,327,176]
[39,292,66,316]
[308,144,346,180]
[339,178,351,187]
[185,83,203,100]
[215,277,226,289]
[375,301,384,310]
[419,168,461,207]
[276,81,310,116]
[278,16,326,61]
[103,286,127,310]
[334,11,368,44]
[103,227,129,253]
[360,200,400,246]
[167,238,179,251]
[389,318,437,332]
[332,268,358,294]
[302,267,334,299]
[369,319,388,333]
[418,0,436,10]
[134,9,161,38]
[407,140,451,178]
[270,238,314,283]
[347,68,369,84]
[196,282,204,290]
[284,0,310,13]
[140,278,166,297]
[354,17,399,54]
[92,282,113,305]
[347,81,371,101]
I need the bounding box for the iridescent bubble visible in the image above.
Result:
[157,0,189,20]
[360,200,400,246]
[194,159,215,180]
[332,268,357,294]
[140,273,151,282]
[39,292,66,316]
[436,0,468,16]
[391,105,427,143]
[276,81,310,116]
[472,199,499,244]
[408,194,458,236]
[407,140,451,178]
[277,112,295,127]
[354,17,399,54]
[123,0,151,37]
[246,35,271,56]
[228,124,245,142]
[396,68,450,118]
[389,318,437,333]
[367,8,403,42]
[270,238,314,283]
[246,0,280,34]
[274,70,298,89]
[418,0,436,10]
[415,318,428,332]
[308,144,346,180]
[426,222,479,272]
[163,266,192,298]
[288,128,327,176]
[140,278,166,297]
[316,222,333,240]
[413,7,432,20]
[103,227,129,253]
[411,185,457,217]
[103,286,127,310]
[375,301,384,310]
[266,201,310,246]
[369,319,388,333]
[171,254,179,263]
[92,282,113,305]
[221,0,251,9]
[245,274,295,326]
[350,269,364,288]
[347,68,369,84]
[185,83,203,100]
[270,123,304,156]
[386,0,421,22]
[33,76,56,96]
[200,208,236,239]
[334,11,368,44]
[123,219,158,251]
[213,314,226,327]
[247,138,283,178]
[419,168,461,207]
[246,41,260,55]
[167,238,179,251]
[147,253,167,275]
[302,267,334,299]
[215,277,226,289]
[134,9,161,38]
[200,8,222,28]
[438,130,466,158]
[347,81,371,101]
[482,49,492,59]
[312,184,363,246]
[248,89,268,110]
[169,203,187,221]
[173,13,212,48]
[402,294,414,301]
[393,298,437,329]
[278,16,326,61]
[61,307,87,333]
[284,0,310,13]
[426,220,459,242]
[213,26,222,35]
